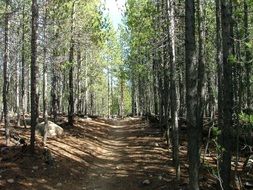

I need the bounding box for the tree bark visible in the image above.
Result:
[16,53,20,127]
[68,1,75,126]
[21,4,27,128]
[167,0,180,181]
[185,0,202,189]
[3,0,10,146]
[30,0,39,153]
[43,1,48,145]
[220,0,233,189]
[244,0,251,108]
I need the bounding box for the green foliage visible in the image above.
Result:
[212,127,221,138]
[245,41,253,49]
[239,112,253,129]
[228,54,237,64]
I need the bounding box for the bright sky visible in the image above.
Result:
[104,0,126,29]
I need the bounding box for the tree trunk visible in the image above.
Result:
[21,4,27,128]
[152,58,158,115]
[216,0,223,151]
[108,68,111,117]
[42,1,48,145]
[185,0,202,189]
[30,0,39,153]
[167,0,180,181]
[16,53,20,127]
[84,51,89,115]
[120,77,124,117]
[3,0,10,146]
[244,0,251,108]
[220,0,233,189]
[68,2,75,126]
[76,47,81,113]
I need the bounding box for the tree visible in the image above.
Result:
[167,0,180,181]
[30,0,39,152]
[42,0,49,144]
[244,0,252,108]
[68,1,75,126]
[185,0,203,189]
[3,0,10,146]
[220,0,233,189]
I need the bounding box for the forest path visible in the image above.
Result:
[82,118,172,190]
[0,117,177,190]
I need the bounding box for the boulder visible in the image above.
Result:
[244,155,253,175]
[142,179,151,185]
[36,121,64,138]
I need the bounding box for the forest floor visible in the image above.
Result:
[0,116,251,190]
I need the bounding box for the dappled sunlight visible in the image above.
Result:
[1,117,220,189]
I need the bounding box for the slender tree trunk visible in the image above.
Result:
[131,75,136,115]
[84,51,88,115]
[168,0,180,181]
[120,77,124,117]
[216,0,223,146]
[27,66,30,113]
[185,0,202,189]
[16,54,20,127]
[21,4,27,128]
[42,1,48,145]
[68,2,75,126]
[152,58,158,115]
[3,0,10,146]
[196,0,205,121]
[244,0,251,108]
[51,67,58,121]
[30,0,39,153]
[108,68,111,117]
[76,47,81,113]
[220,1,233,189]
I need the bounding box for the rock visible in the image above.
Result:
[36,121,64,137]
[142,179,151,185]
[32,166,39,170]
[155,143,159,147]
[244,155,253,174]
[245,182,253,188]
[56,183,62,187]
[158,175,162,180]
[7,179,14,183]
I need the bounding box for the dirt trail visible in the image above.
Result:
[83,118,172,190]
[0,117,177,190]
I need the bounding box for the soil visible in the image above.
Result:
[0,117,250,190]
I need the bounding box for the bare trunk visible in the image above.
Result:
[3,0,10,146]
[21,5,27,128]
[16,55,20,127]
[42,1,48,145]
[167,0,180,181]
[68,2,75,126]
[244,0,251,108]
[220,1,233,189]
[185,0,202,189]
[30,0,39,152]
[84,52,88,115]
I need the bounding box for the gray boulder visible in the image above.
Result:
[36,121,64,138]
